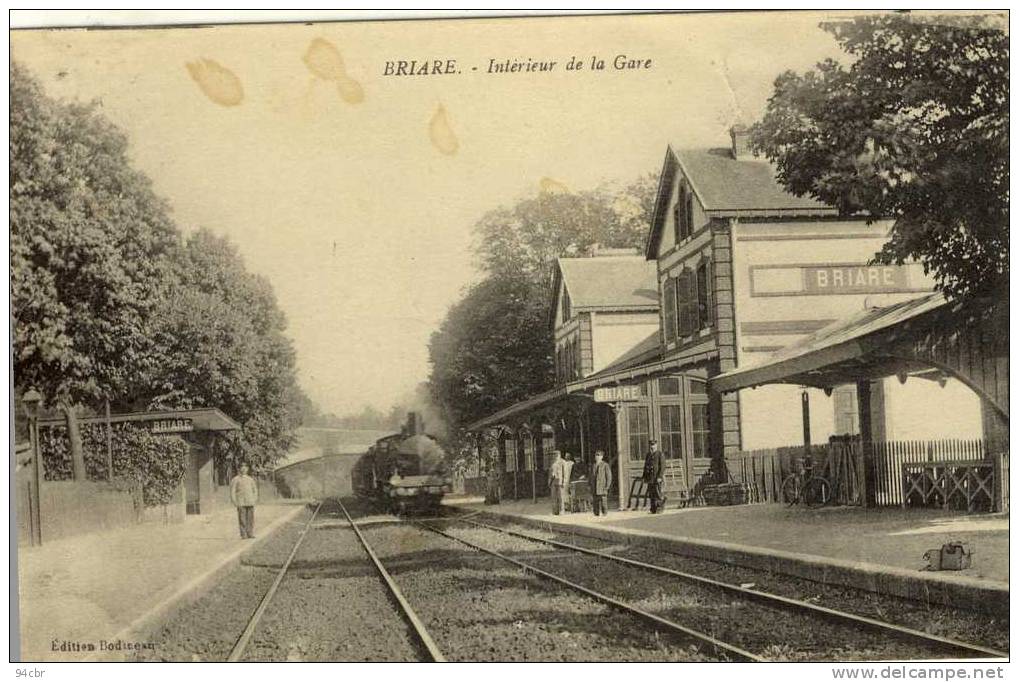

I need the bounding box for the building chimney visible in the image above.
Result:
[730,124,752,160]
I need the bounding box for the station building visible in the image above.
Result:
[470,128,990,509]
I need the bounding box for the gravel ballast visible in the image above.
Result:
[437,519,1004,661]
[498,519,1009,653]
[133,503,422,661]
[132,499,1002,662]
[362,520,715,661]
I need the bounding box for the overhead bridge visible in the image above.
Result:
[273,428,392,499]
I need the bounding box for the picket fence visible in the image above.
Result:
[725,439,1008,511]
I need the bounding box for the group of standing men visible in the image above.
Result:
[547,450,613,516]
[546,438,666,516]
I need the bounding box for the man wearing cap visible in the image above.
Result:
[547,450,568,515]
[590,450,612,517]
[642,439,666,513]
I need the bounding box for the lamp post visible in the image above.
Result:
[22,388,43,546]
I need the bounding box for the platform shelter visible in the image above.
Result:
[712,293,1008,511]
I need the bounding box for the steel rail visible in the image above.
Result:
[451,516,1007,660]
[227,501,323,662]
[416,520,762,662]
[337,499,446,662]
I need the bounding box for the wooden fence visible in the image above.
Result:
[725,439,1007,510]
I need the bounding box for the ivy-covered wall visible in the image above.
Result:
[39,423,189,507]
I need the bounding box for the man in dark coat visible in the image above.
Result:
[642,439,666,513]
[590,450,612,516]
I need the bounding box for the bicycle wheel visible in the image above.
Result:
[781,474,801,505]
[802,476,832,508]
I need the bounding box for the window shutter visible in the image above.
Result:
[678,184,689,241]
[672,197,682,246]
[676,270,691,337]
[663,278,677,343]
[570,339,578,380]
[688,268,700,332]
[675,270,686,338]
[685,191,695,238]
[698,260,713,329]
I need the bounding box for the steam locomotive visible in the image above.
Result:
[351,412,452,512]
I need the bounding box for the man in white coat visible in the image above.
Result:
[230,462,259,539]
[547,450,568,515]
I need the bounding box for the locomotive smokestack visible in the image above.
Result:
[406,411,425,436]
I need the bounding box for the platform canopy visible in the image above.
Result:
[711,292,949,394]
[39,407,241,431]
[467,339,713,431]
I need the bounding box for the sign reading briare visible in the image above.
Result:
[594,386,642,402]
[803,265,907,293]
[151,418,193,434]
[751,263,932,297]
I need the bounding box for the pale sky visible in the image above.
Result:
[11,11,860,416]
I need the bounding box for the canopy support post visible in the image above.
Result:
[801,390,811,454]
[857,380,877,508]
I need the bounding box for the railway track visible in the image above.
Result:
[227,501,323,661]
[415,518,760,661]
[335,500,735,661]
[212,499,1005,661]
[335,498,446,662]
[435,513,1007,661]
[226,499,444,662]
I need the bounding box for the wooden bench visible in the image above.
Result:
[626,465,692,510]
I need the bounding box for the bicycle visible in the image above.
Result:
[781,456,832,508]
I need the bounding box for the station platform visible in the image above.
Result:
[446,497,1008,613]
[15,500,308,662]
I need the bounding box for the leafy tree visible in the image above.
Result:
[429,175,656,442]
[750,14,1008,299]
[473,176,656,291]
[142,229,303,472]
[11,62,182,477]
[429,275,552,431]
[12,62,308,478]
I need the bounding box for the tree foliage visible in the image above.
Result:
[474,177,656,290]
[750,14,1008,299]
[11,62,182,408]
[429,176,657,437]
[142,229,304,471]
[11,62,305,474]
[429,276,552,431]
